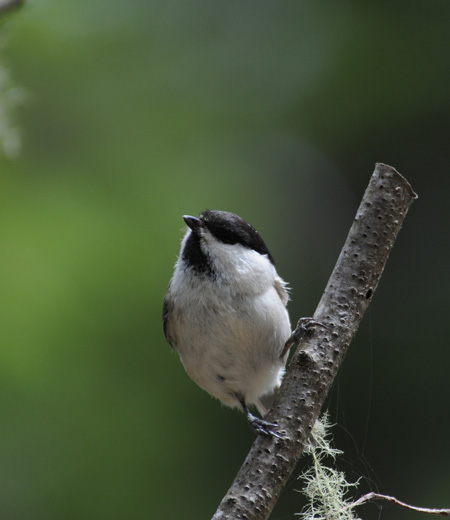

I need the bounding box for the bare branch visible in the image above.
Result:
[211,163,417,520]
[351,492,450,517]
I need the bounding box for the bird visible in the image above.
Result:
[163,210,292,437]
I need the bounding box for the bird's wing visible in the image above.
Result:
[274,276,290,307]
[162,288,174,348]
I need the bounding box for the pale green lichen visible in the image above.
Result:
[297,413,361,520]
[0,62,26,158]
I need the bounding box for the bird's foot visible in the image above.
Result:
[247,412,283,439]
[281,317,328,358]
[239,398,284,439]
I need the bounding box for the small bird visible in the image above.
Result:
[163,210,292,437]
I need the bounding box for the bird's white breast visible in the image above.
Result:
[168,241,291,411]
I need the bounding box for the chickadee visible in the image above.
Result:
[163,210,292,437]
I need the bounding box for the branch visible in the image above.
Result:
[0,0,24,16]
[211,163,417,520]
[351,492,450,517]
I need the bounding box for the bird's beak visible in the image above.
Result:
[183,215,202,232]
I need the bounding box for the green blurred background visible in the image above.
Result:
[0,1,449,519]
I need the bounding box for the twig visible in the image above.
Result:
[211,163,417,520]
[351,492,450,516]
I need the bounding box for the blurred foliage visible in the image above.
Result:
[0,1,449,519]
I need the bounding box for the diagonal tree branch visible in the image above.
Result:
[212,163,417,520]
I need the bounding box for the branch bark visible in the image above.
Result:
[211,163,417,520]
